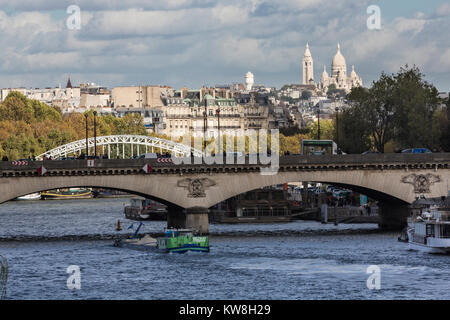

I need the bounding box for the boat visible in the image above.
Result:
[405,198,450,254]
[15,193,41,200]
[114,225,209,253]
[92,189,133,198]
[124,198,167,221]
[41,188,92,200]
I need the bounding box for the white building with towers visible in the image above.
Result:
[245,71,254,91]
[302,43,363,93]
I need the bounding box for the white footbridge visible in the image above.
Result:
[36,135,203,160]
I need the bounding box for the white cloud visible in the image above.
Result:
[0,0,448,90]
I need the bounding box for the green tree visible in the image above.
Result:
[391,66,440,150]
[337,98,372,154]
[32,100,62,122]
[439,97,450,151]
[0,92,34,123]
[307,119,335,140]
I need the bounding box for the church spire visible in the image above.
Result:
[66,76,72,89]
[304,42,312,57]
[302,42,314,85]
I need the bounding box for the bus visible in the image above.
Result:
[301,140,338,155]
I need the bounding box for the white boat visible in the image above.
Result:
[407,205,450,254]
[15,193,41,200]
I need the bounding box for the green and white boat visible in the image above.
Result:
[115,226,209,253]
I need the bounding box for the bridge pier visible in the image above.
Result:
[167,206,210,235]
[378,202,410,230]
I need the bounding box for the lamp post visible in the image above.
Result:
[335,106,340,149]
[93,111,97,158]
[203,97,208,151]
[429,104,434,150]
[84,113,89,157]
[317,105,321,140]
[216,108,221,153]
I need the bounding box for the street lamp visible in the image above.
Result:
[335,106,340,149]
[84,113,89,157]
[317,104,321,140]
[216,108,221,153]
[428,104,434,150]
[93,111,98,158]
[203,97,208,151]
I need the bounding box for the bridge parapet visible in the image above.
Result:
[0,153,449,178]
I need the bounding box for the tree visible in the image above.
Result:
[345,65,444,153]
[439,97,450,151]
[0,93,153,160]
[337,99,372,154]
[327,84,346,99]
[391,65,440,149]
[307,119,335,140]
[363,73,397,153]
[0,92,34,123]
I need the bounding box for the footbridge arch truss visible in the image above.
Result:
[36,135,203,160]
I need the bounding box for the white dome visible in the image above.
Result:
[332,43,346,68]
[245,71,254,90]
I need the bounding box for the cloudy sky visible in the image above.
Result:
[0,0,449,91]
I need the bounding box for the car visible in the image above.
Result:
[401,148,432,154]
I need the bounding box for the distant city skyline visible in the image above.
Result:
[0,0,449,91]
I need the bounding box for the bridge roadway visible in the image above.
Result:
[1,153,449,233]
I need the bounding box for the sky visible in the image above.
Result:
[0,0,449,91]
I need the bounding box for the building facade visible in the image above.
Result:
[163,90,272,138]
[111,86,166,109]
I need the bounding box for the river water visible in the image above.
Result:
[0,198,449,300]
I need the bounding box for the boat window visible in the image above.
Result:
[440,225,450,238]
[426,224,435,237]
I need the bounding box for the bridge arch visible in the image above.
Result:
[36,135,203,160]
[1,175,188,209]
[198,169,448,208]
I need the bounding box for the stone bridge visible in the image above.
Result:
[1,153,449,233]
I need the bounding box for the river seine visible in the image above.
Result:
[0,198,449,300]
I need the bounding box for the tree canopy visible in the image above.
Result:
[342,65,447,153]
[0,92,148,160]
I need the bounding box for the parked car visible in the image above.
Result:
[401,148,432,154]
